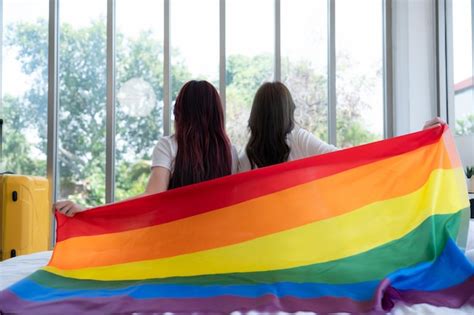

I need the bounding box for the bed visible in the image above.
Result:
[1,220,474,314]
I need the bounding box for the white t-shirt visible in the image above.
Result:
[151,135,239,174]
[238,127,338,172]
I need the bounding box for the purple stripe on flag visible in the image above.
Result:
[2,277,472,314]
[0,289,374,314]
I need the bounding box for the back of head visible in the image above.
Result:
[170,80,232,189]
[246,81,296,169]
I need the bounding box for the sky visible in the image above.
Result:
[2,0,473,136]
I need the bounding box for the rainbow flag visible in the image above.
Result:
[1,126,473,313]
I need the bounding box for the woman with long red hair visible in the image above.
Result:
[55,80,237,216]
[151,80,237,190]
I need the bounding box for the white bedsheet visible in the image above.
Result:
[0,250,52,291]
[1,220,474,314]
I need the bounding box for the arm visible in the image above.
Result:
[143,166,171,195]
[297,128,338,158]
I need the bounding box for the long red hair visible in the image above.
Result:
[169,80,232,189]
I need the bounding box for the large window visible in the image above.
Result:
[1,0,48,176]
[226,0,274,149]
[171,0,219,88]
[450,0,474,173]
[58,0,107,206]
[0,0,390,204]
[336,0,383,148]
[170,0,219,134]
[453,0,473,136]
[115,0,164,201]
[281,0,328,142]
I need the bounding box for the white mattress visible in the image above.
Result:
[0,250,52,290]
[1,220,474,314]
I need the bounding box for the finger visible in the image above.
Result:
[62,207,74,217]
[66,207,79,217]
[58,209,70,216]
[426,123,441,129]
[56,201,72,211]
[59,204,73,214]
[59,203,72,211]
[69,207,80,215]
[54,202,66,210]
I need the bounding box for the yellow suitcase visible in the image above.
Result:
[0,175,51,260]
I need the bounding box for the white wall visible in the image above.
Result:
[392,0,438,135]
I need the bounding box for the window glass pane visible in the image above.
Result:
[226,0,274,149]
[281,0,328,142]
[115,0,164,201]
[170,0,219,134]
[336,0,383,148]
[452,0,474,174]
[58,0,107,206]
[2,0,48,176]
[453,0,473,133]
